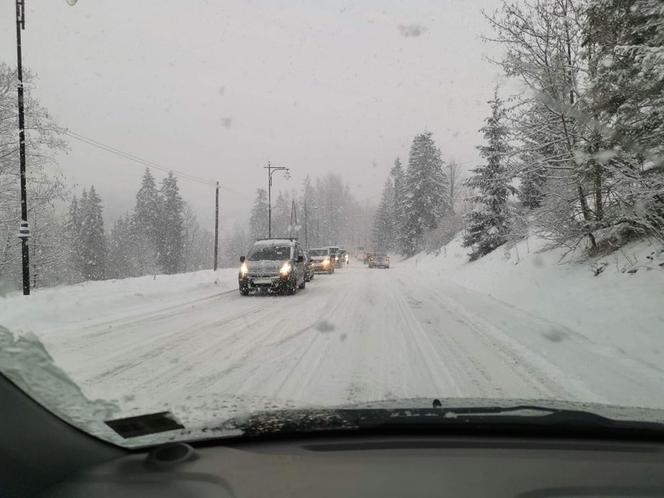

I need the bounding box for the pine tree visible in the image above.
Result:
[224,222,249,266]
[157,172,185,274]
[390,157,407,254]
[463,93,514,260]
[79,185,107,280]
[402,132,449,256]
[249,188,269,241]
[182,203,212,272]
[108,214,137,279]
[513,99,556,211]
[29,209,69,288]
[64,195,84,281]
[301,175,317,246]
[518,165,547,209]
[133,168,161,274]
[372,178,395,252]
[272,192,290,238]
[585,0,664,240]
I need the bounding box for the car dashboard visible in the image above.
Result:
[39,435,664,497]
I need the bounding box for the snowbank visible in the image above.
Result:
[0,268,238,338]
[403,234,664,365]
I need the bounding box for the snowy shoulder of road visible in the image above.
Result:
[402,234,664,366]
[0,268,239,336]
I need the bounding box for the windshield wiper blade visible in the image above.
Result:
[429,402,606,420]
[225,404,664,439]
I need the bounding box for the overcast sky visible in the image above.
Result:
[0,0,506,229]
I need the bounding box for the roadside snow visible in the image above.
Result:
[404,234,664,367]
[0,268,238,338]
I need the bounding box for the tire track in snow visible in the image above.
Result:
[400,275,604,402]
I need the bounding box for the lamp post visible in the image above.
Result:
[14,0,78,296]
[264,162,289,238]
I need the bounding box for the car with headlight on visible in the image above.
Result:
[368,253,390,269]
[328,246,343,268]
[239,239,306,295]
[307,247,335,274]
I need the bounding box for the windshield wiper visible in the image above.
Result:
[222,402,664,439]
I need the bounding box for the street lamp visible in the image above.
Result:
[264,161,289,238]
[14,0,77,295]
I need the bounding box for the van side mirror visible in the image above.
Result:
[240,256,245,263]
[297,255,304,263]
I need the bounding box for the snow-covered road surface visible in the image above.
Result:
[15,260,664,429]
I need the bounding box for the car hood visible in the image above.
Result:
[246,260,288,274]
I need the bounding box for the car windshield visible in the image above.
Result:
[247,246,291,261]
[1,0,664,449]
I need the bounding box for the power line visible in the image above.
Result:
[64,130,215,186]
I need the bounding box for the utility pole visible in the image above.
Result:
[213,181,219,271]
[13,0,78,295]
[15,0,30,296]
[264,161,289,238]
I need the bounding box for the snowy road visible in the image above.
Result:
[31,260,664,427]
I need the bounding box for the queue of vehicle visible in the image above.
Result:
[238,239,351,296]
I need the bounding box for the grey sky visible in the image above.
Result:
[0,0,505,229]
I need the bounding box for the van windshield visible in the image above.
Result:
[309,249,328,257]
[247,246,291,261]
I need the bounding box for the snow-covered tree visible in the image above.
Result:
[157,172,185,274]
[447,160,462,214]
[301,175,317,247]
[463,93,514,260]
[132,168,161,274]
[182,203,213,272]
[64,195,84,282]
[0,63,66,289]
[249,188,268,242]
[108,214,137,279]
[584,0,664,241]
[486,0,602,249]
[272,191,291,238]
[402,132,449,256]
[390,157,408,254]
[78,186,107,280]
[222,222,249,266]
[28,208,70,288]
[372,178,395,251]
[518,162,547,210]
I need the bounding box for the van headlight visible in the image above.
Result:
[323,258,330,266]
[280,262,292,276]
[240,263,248,276]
